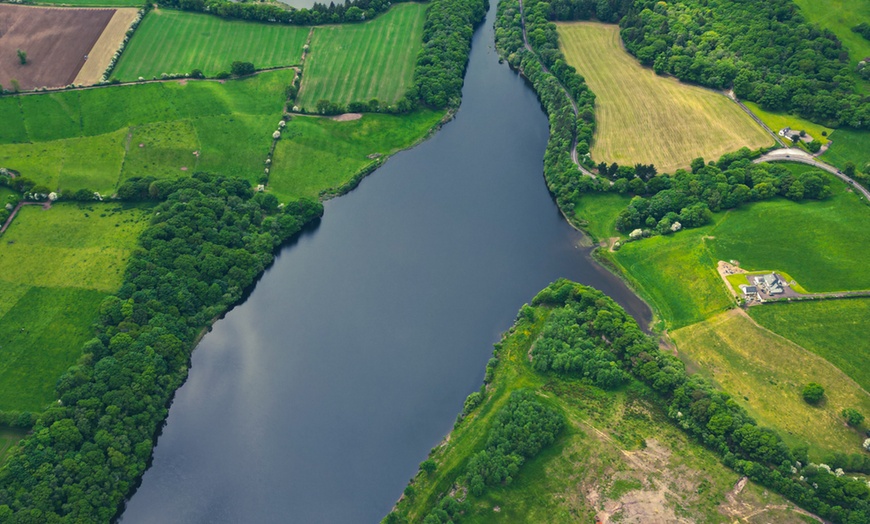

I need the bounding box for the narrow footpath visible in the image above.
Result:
[517,0,596,179]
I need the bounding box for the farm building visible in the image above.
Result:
[754,274,783,295]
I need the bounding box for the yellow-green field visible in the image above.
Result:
[0,203,151,411]
[743,101,833,145]
[671,310,870,461]
[556,22,773,173]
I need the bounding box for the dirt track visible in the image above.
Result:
[0,4,115,90]
[74,8,138,86]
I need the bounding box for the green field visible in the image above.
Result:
[595,171,870,329]
[556,22,772,173]
[112,9,310,80]
[0,203,151,411]
[750,299,870,393]
[0,71,293,194]
[793,0,870,70]
[269,110,443,200]
[395,297,809,522]
[296,3,426,109]
[26,0,141,5]
[0,428,27,466]
[823,128,870,173]
[672,310,870,460]
[743,101,833,144]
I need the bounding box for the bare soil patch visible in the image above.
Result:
[332,113,363,121]
[73,8,138,86]
[0,5,115,90]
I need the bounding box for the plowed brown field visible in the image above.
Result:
[0,5,115,90]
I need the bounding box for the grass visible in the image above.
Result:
[572,192,631,243]
[0,428,27,466]
[396,303,810,522]
[26,0,141,5]
[792,0,870,70]
[0,203,151,411]
[750,299,870,393]
[671,310,870,461]
[0,71,293,193]
[296,3,426,109]
[556,22,773,173]
[269,110,443,200]
[822,128,870,173]
[743,101,833,144]
[593,171,870,329]
[112,9,310,80]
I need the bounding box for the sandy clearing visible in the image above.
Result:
[73,8,139,86]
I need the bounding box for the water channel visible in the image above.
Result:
[120,3,650,522]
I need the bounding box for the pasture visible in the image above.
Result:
[0,203,151,411]
[0,70,295,193]
[671,309,870,460]
[750,299,870,393]
[270,110,443,200]
[743,101,833,145]
[601,170,870,329]
[822,128,870,173]
[296,3,426,109]
[0,4,116,90]
[793,0,870,70]
[111,9,310,80]
[556,22,772,173]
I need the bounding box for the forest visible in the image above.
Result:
[0,174,323,522]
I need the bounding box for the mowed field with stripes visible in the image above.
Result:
[557,22,772,173]
[296,3,426,108]
[111,9,310,79]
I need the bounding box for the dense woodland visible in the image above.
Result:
[531,280,870,524]
[0,174,323,522]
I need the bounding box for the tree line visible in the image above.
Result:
[0,173,323,522]
[532,279,870,524]
[155,0,406,26]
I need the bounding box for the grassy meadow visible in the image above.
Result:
[112,9,310,80]
[269,110,443,200]
[0,70,294,194]
[296,3,426,109]
[671,310,870,461]
[590,170,870,329]
[556,22,772,173]
[792,0,870,70]
[0,428,27,466]
[395,302,809,522]
[750,299,870,393]
[0,203,151,411]
[822,128,870,173]
[743,101,833,144]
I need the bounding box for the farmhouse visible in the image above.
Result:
[754,273,783,295]
[740,285,759,300]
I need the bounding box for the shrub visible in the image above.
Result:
[802,383,825,404]
[230,61,255,77]
[190,69,205,79]
[842,408,865,427]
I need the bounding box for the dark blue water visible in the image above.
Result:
[119,3,649,522]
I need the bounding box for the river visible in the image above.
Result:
[119,2,650,522]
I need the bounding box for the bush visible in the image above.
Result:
[230,61,255,77]
[190,69,205,79]
[842,408,865,427]
[802,382,825,404]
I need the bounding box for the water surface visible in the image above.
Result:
[120,4,649,522]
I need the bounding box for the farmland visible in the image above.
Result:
[0,203,151,411]
[111,9,310,80]
[792,0,870,70]
[0,4,117,90]
[73,8,141,85]
[743,101,833,144]
[822,128,870,173]
[750,299,870,393]
[556,22,772,173]
[597,170,870,329]
[0,70,294,193]
[671,309,870,460]
[269,110,443,200]
[296,3,426,109]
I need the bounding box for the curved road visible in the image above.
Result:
[755,148,870,201]
[516,0,596,179]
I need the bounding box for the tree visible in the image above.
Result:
[230,61,255,77]
[807,139,821,153]
[189,69,204,79]
[16,49,26,65]
[802,383,825,404]
[843,161,856,177]
[842,408,865,427]
[420,459,436,475]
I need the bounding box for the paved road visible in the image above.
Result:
[517,0,596,179]
[755,148,870,201]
